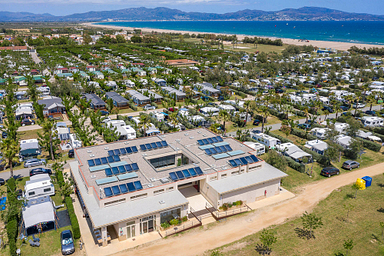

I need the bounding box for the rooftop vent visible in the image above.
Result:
[197,131,202,134]
[104,147,109,150]
[184,133,189,136]
[147,183,154,188]
[87,150,92,153]
[189,137,194,139]
[124,142,129,145]
[91,175,96,179]
[159,200,165,204]
[150,178,156,182]
[202,134,207,137]
[89,154,95,158]
[160,178,169,183]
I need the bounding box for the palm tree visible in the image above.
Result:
[218,109,231,135]
[243,100,251,123]
[0,138,19,178]
[139,114,151,137]
[367,94,377,111]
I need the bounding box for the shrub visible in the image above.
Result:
[65,196,81,239]
[169,218,179,226]
[291,128,317,140]
[284,156,305,173]
[374,127,384,135]
[161,222,170,229]
[56,170,64,188]
[356,138,381,152]
[182,216,188,222]
[269,132,293,144]
[7,218,17,256]
[7,178,16,192]
[300,146,328,166]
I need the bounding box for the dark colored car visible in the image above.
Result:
[322,106,334,113]
[100,110,109,116]
[275,88,284,93]
[29,168,52,177]
[253,119,260,126]
[365,110,376,116]
[320,167,340,177]
[218,96,225,101]
[342,160,360,170]
[21,119,35,126]
[61,230,75,255]
[297,123,311,130]
[340,105,350,111]
[68,149,74,158]
[0,178,5,186]
[2,131,7,138]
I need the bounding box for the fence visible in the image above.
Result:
[210,205,251,220]
[159,219,202,237]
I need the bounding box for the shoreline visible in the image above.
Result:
[83,22,384,51]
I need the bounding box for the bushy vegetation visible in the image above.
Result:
[64,196,81,239]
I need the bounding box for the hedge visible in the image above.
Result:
[7,219,18,256]
[56,170,64,188]
[356,138,382,152]
[291,128,317,141]
[374,127,384,136]
[269,132,293,144]
[65,196,81,239]
[299,146,329,166]
[284,156,305,173]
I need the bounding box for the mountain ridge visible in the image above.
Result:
[0,6,384,22]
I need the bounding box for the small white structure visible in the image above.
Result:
[276,142,312,162]
[219,104,236,112]
[150,111,165,122]
[243,141,265,155]
[200,107,219,116]
[310,128,331,140]
[361,116,384,127]
[69,133,82,149]
[334,122,349,134]
[252,133,281,149]
[106,120,136,140]
[357,130,382,142]
[335,135,353,149]
[24,177,55,200]
[305,140,328,155]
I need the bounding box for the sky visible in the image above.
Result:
[1,0,384,16]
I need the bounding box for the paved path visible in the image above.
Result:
[113,162,384,256]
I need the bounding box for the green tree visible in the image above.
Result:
[139,114,151,137]
[218,109,231,134]
[266,150,287,172]
[38,118,61,161]
[352,182,364,199]
[255,229,278,255]
[343,239,354,256]
[0,138,19,178]
[301,211,323,239]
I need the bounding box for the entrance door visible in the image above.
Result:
[142,222,148,234]
[126,221,136,239]
[140,215,156,234]
[148,219,154,232]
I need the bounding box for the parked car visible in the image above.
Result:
[322,106,334,113]
[24,158,46,168]
[168,107,178,112]
[2,131,7,138]
[253,119,260,126]
[99,110,109,116]
[68,149,74,158]
[340,105,350,111]
[275,88,284,93]
[0,178,5,186]
[320,167,340,177]
[61,230,75,255]
[365,110,376,116]
[297,123,311,130]
[21,119,35,126]
[143,104,156,110]
[29,167,52,177]
[342,160,360,170]
[353,103,366,109]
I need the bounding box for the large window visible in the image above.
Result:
[160,208,181,224]
[150,155,175,169]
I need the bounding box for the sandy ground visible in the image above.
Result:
[112,162,384,256]
[83,22,384,51]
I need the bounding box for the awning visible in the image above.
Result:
[23,201,55,228]
[290,151,311,160]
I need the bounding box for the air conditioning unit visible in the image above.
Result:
[104,147,109,150]
[160,178,169,183]
[159,200,165,204]
[150,178,156,182]
[189,137,194,139]
[147,183,154,188]
[87,150,92,153]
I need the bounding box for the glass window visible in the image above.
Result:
[43,188,51,192]
[160,208,181,224]
[150,155,176,169]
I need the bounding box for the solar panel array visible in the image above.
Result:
[88,155,121,167]
[103,180,143,198]
[105,163,139,177]
[169,167,204,181]
[197,136,223,146]
[108,146,138,156]
[140,141,168,151]
[204,145,233,155]
[229,155,259,167]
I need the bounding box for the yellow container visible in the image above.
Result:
[356,178,366,190]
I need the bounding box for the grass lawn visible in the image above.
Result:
[225,116,281,133]
[17,129,43,141]
[210,173,384,256]
[117,107,141,114]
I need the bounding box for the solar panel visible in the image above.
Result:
[134,181,143,190]
[140,144,146,151]
[197,140,204,146]
[210,148,217,154]
[112,185,121,195]
[207,138,214,144]
[118,166,126,174]
[113,155,120,162]
[169,172,178,181]
[108,150,114,156]
[131,163,139,171]
[104,187,113,197]
[132,146,138,153]
[127,182,136,192]
[212,137,218,143]
[119,184,128,194]
[216,136,223,142]
[94,158,102,166]
[156,141,162,148]
[112,167,119,175]
[188,168,197,176]
[126,147,133,154]
[215,147,223,153]
[124,164,132,172]
[250,155,259,162]
[182,169,191,178]
[219,145,227,152]
[202,139,208,145]
[107,156,114,163]
[151,142,157,149]
[225,145,232,151]
[195,167,203,175]
[120,148,127,155]
[229,160,238,167]
[245,156,254,164]
[176,171,185,179]
[239,157,248,165]
[100,157,108,164]
[113,149,120,155]
[161,141,168,147]
[205,149,212,155]
[146,143,152,150]
[234,159,242,166]
[88,159,95,167]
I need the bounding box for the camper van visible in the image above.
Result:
[24,176,55,200]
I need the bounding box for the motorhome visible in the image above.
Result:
[24,177,55,199]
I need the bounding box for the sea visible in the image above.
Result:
[96,21,384,45]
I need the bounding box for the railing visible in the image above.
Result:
[211,205,250,220]
[159,220,202,237]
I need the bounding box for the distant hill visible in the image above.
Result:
[0,7,384,22]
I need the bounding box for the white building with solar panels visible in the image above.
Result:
[70,128,287,247]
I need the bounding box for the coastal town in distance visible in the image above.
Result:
[1,5,384,256]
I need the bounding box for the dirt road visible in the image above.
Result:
[113,162,384,256]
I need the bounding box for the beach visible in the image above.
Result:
[83,22,384,51]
